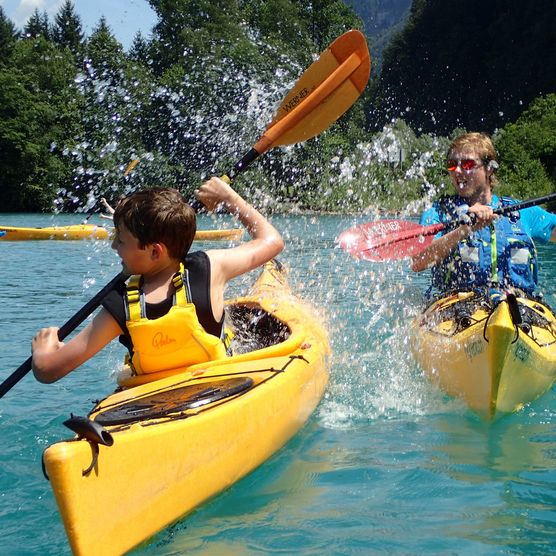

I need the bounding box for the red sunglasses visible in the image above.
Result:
[446,158,482,172]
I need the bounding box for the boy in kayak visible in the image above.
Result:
[411,132,556,295]
[31,177,284,382]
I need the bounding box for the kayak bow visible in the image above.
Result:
[411,291,556,419]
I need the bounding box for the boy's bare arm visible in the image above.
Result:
[32,308,122,383]
[195,177,284,281]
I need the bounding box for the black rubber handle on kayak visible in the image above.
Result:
[0,272,127,399]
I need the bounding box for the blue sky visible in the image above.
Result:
[1,0,157,48]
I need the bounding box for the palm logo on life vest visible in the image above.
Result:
[124,263,226,375]
[151,331,177,349]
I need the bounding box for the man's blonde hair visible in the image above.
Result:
[448,132,499,187]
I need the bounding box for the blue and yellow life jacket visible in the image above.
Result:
[431,197,538,294]
[124,262,227,375]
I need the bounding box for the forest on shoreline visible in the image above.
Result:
[1,0,555,214]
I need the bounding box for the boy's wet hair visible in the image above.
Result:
[113,188,196,259]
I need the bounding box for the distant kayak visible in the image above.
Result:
[194,228,244,241]
[0,224,109,241]
[411,290,556,419]
[0,225,243,242]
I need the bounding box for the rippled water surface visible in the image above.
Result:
[1,213,555,555]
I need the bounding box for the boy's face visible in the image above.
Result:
[111,224,152,275]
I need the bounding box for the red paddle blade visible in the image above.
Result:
[336,219,443,262]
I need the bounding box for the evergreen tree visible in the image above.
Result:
[52,0,84,55]
[149,0,255,73]
[240,0,312,60]
[0,7,18,64]
[129,31,151,65]
[0,37,79,211]
[86,17,124,71]
[23,9,50,40]
[293,0,362,50]
[70,19,158,208]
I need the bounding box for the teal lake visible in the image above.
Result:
[1,212,556,555]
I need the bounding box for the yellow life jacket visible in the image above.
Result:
[124,262,226,375]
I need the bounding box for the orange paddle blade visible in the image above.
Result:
[124,159,140,176]
[254,30,371,153]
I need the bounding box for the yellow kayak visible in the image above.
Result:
[0,224,109,240]
[194,228,244,241]
[411,291,556,419]
[0,225,243,242]
[42,260,330,556]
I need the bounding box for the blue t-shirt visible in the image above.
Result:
[420,194,556,244]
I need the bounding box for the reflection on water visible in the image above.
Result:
[432,411,556,481]
[429,410,556,552]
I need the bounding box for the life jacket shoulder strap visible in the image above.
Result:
[125,262,192,321]
[125,274,142,321]
[172,262,192,307]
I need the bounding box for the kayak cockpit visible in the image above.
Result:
[226,303,291,354]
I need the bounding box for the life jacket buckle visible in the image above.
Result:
[127,289,140,304]
[172,273,183,289]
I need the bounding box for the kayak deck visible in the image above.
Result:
[42,260,330,556]
[411,291,556,419]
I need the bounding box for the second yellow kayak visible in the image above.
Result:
[0,224,109,240]
[411,291,556,419]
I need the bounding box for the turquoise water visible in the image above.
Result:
[1,212,555,555]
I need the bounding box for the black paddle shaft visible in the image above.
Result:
[189,147,261,213]
[446,192,556,232]
[497,192,556,215]
[0,272,126,399]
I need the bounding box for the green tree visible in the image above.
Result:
[240,0,312,62]
[495,94,556,204]
[52,0,84,56]
[0,37,78,211]
[0,7,18,65]
[129,31,151,65]
[23,9,51,40]
[293,0,362,51]
[86,17,125,71]
[149,0,251,73]
[64,19,158,209]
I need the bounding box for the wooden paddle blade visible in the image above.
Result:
[254,29,371,153]
[336,220,443,262]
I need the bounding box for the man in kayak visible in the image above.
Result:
[31,178,284,382]
[411,132,556,296]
